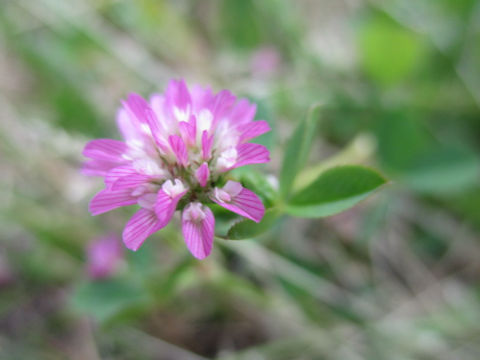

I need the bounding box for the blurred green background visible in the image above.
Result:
[1,0,480,359]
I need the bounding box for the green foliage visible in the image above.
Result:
[286,166,387,218]
[358,15,426,85]
[0,12,108,137]
[71,278,148,323]
[400,145,480,193]
[377,113,480,193]
[279,105,322,200]
[2,0,480,358]
[220,0,264,49]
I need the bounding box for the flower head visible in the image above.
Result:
[83,79,270,259]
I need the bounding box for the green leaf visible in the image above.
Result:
[399,145,480,193]
[226,208,282,240]
[279,105,321,200]
[377,113,480,194]
[358,16,425,85]
[293,133,377,192]
[71,279,147,323]
[286,166,387,218]
[376,113,430,171]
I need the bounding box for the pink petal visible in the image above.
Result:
[229,99,257,125]
[195,163,209,187]
[212,187,265,223]
[83,139,127,161]
[201,130,213,160]
[116,108,142,142]
[89,188,137,215]
[122,93,150,124]
[144,106,169,150]
[122,209,162,251]
[122,94,171,152]
[178,115,196,146]
[238,120,271,143]
[224,181,243,196]
[112,173,152,190]
[105,166,137,187]
[154,189,186,227]
[168,135,188,166]
[82,159,119,177]
[165,79,192,118]
[150,94,167,119]
[233,143,270,168]
[190,84,214,112]
[150,94,177,134]
[210,89,236,128]
[182,205,215,260]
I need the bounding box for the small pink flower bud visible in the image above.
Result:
[87,235,124,280]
